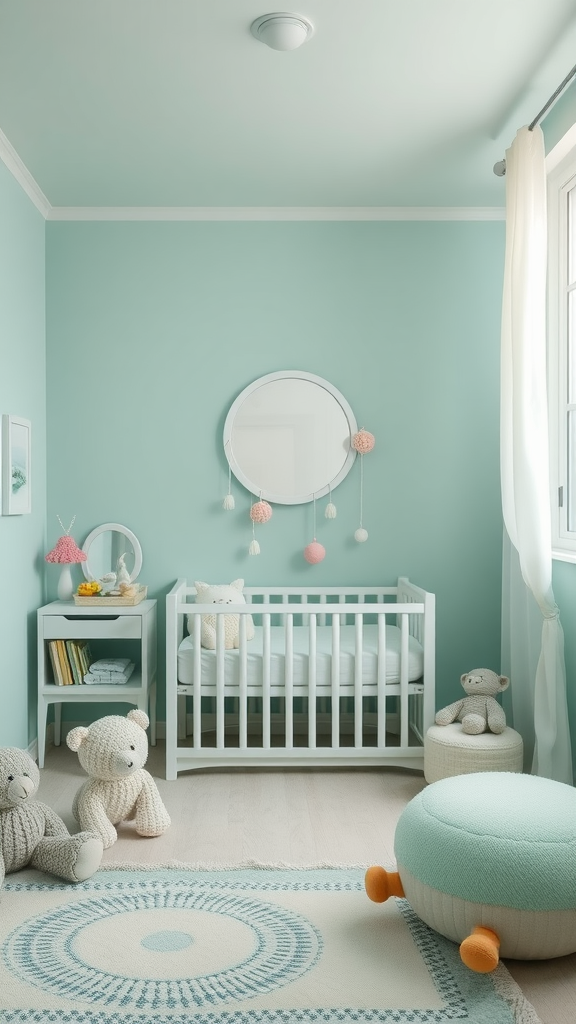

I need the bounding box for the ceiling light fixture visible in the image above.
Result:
[250,12,314,51]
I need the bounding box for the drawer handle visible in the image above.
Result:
[62,615,122,622]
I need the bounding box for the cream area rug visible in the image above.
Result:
[0,865,541,1023]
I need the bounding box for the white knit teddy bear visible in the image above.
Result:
[66,710,171,849]
[192,579,255,649]
[434,668,509,735]
[0,746,103,890]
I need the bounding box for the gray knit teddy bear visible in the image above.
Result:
[66,710,171,849]
[0,747,103,890]
[435,668,510,735]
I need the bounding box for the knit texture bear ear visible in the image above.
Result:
[127,709,149,731]
[230,579,244,591]
[66,726,89,751]
[499,675,510,691]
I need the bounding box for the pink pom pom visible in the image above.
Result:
[250,500,273,524]
[304,540,326,564]
[352,429,375,454]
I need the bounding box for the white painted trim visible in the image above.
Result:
[0,129,51,217]
[47,205,506,222]
[546,123,576,174]
[0,131,507,223]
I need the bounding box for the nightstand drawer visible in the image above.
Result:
[42,614,142,640]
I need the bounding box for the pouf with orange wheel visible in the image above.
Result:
[365,771,576,972]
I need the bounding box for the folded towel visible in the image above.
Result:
[83,662,135,685]
[89,657,132,674]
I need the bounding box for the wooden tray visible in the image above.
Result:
[73,585,148,607]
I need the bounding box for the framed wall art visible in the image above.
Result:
[2,415,31,515]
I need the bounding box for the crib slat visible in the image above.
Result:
[285,613,294,749]
[354,613,363,748]
[377,612,387,748]
[308,613,317,748]
[262,613,271,748]
[215,615,225,749]
[399,612,409,748]
[238,614,248,749]
[331,613,341,748]
[193,613,202,749]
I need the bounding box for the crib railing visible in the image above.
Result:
[165,579,435,780]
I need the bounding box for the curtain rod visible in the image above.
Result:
[493,61,576,176]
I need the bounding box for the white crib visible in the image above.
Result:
[165,578,435,780]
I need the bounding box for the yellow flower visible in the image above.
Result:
[77,581,101,596]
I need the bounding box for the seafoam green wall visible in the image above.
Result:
[45,219,505,722]
[0,162,46,748]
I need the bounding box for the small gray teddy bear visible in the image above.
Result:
[435,668,510,735]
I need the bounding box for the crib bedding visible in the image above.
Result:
[177,623,424,689]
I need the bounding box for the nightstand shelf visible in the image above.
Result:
[37,599,157,768]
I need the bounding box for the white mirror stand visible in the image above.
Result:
[81,522,143,583]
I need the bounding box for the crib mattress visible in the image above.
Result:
[177,624,424,689]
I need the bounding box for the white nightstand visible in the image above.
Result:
[37,599,157,768]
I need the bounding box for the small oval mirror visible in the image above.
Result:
[81,523,143,583]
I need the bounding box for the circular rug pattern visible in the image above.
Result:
[5,881,322,1009]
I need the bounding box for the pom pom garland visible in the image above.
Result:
[304,495,326,563]
[352,427,374,545]
[223,466,235,509]
[248,494,272,554]
[352,429,375,454]
[250,500,273,524]
[324,486,337,519]
[304,540,326,564]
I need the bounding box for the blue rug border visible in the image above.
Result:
[1,868,525,1024]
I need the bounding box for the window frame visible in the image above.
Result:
[548,141,576,561]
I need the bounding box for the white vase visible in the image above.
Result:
[57,564,74,601]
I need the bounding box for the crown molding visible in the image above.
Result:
[47,205,505,222]
[0,129,51,218]
[0,138,505,222]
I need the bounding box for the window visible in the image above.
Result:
[548,137,576,560]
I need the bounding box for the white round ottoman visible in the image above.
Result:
[424,723,523,783]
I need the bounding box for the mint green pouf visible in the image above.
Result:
[391,771,576,962]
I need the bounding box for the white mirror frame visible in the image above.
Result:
[81,522,143,582]
[223,370,358,505]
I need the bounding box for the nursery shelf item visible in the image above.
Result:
[73,585,148,607]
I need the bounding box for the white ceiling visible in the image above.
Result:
[1,0,576,213]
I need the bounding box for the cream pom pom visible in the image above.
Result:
[354,528,368,543]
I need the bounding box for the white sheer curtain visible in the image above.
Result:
[500,124,573,784]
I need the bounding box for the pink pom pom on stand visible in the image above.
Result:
[45,534,87,564]
[304,540,326,564]
[250,500,273,524]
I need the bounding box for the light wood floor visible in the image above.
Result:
[37,740,576,1024]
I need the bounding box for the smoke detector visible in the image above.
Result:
[250,13,314,51]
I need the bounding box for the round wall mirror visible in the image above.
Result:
[81,523,143,583]
[223,371,357,504]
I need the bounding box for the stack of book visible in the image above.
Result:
[47,639,93,686]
